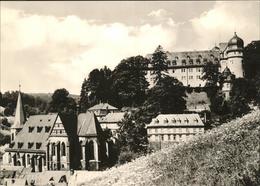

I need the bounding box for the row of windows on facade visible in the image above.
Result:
[221,50,242,58]
[148,127,203,134]
[181,75,201,80]
[154,118,199,124]
[150,133,200,141]
[28,126,51,133]
[166,57,218,66]
[13,142,42,149]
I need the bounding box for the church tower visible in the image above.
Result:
[11,87,25,141]
[223,32,244,78]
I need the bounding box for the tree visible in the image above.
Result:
[86,66,113,106]
[79,78,89,113]
[117,109,148,154]
[48,88,76,114]
[145,76,186,114]
[112,56,149,108]
[243,40,260,79]
[150,45,169,84]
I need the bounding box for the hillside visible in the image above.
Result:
[80,109,260,186]
[28,93,80,103]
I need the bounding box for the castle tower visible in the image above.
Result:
[223,32,244,78]
[11,88,25,141]
[221,67,235,100]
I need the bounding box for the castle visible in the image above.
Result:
[146,32,244,100]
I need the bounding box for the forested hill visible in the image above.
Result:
[79,109,260,186]
[29,93,79,103]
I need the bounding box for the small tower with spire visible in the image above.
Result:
[11,85,26,141]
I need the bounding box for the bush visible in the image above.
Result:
[117,150,139,165]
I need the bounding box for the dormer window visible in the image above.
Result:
[203,58,207,63]
[45,126,51,133]
[164,118,168,124]
[18,142,23,148]
[172,60,177,65]
[9,142,15,148]
[48,119,51,122]
[175,56,179,60]
[194,118,199,123]
[37,126,43,133]
[189,59,193,65]
[40,119,42,122]
[196,58,201,64]
[182,59,186,65]
[184,118,189,123]
[155,119,159,124]
[178,118,181,123]
[36,143,42,149]
[28,127,34,133]
[171,118,176,123]
[28,142,34,149]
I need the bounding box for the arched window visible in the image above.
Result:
[52,143,55,156]
[8,153,12,163]
[27,154,30,165]
[61,142,66,156]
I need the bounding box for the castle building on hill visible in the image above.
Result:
[146,32,245,97]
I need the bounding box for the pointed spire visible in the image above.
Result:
[12,87,25,129]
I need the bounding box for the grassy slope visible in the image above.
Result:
[82,110,260,186]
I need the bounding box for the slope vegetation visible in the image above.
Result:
[81,110,260,186]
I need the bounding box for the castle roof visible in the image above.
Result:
[77,111,103,137]
[147,114,204,128]
[12,91,25,129]
[88,103,118,111]
[227,32,244,48]
[6,114,58,152]
[147,49,220,68]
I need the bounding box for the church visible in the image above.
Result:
[2,91,118,172]
[146,32,244,100]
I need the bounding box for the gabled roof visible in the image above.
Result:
[147,114,204,127]
[88,103,118,111]
[6,114,58,152]
[12,92,25,129]
[99,112,125,123]
[77,111,103,137]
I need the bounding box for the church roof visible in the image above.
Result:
[88,103,118,111]
[147,114,204,127]
[77,111,103,137]
[6,114,58,152]
[12,92,25,129]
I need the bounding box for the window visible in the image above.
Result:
[196,68,201,72]
[161,135,164,141]
[172,60,177,65]
[29,127,34,133]
[45,126,51,133]
[197,75,201,79]
[61,142,66,156]
[36,143,42,149]
[182,76,186,80]
[181,68,186,72]
[37,126,43,133]
[189,59,193,65]
[189,76,193,79]
[164,118,168,124]
[182,59,186,65]
[189,68,193,72]
[172,69,175,73]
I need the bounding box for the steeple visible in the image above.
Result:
[11,86,25,141]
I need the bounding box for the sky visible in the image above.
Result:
[1,1,260,95]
